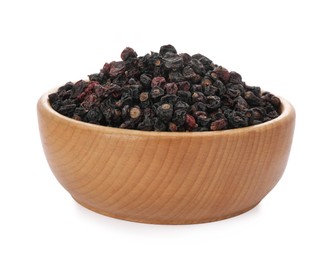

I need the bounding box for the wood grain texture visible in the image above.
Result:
[37,91,295,224]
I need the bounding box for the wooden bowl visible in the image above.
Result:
[37,90,295,224]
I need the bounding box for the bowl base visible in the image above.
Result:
[72,196,260,225]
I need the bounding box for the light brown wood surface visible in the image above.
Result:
[37,92,295,224]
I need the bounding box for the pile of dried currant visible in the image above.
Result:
[49,45,281,131]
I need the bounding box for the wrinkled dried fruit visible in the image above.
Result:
[49,45,281,131]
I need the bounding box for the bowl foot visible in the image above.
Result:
[72,196,260,225]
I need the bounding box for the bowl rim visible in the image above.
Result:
[38,89,295,137]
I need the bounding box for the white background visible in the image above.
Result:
[1,0,325,259]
